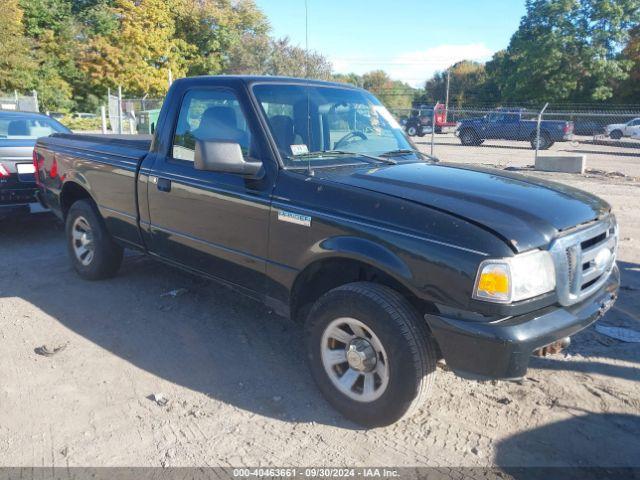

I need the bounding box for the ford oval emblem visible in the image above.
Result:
[594,248,612,271]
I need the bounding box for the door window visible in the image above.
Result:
[172,89,252,162]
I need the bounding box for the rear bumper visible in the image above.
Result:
[425,265,620,380]
[0,202,49,219]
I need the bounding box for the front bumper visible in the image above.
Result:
[425,265,620,380]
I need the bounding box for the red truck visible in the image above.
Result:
[404,103,456,136]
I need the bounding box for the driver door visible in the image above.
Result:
[146,87,273,293]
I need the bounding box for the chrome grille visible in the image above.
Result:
[550,216,618,306]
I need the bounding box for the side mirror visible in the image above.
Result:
[194,140,262,177]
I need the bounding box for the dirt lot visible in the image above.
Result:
[414,133,640,178]
[0,150,639,470]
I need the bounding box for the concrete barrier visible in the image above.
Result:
[535,155,586,174]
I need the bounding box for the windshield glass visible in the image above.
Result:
[0,114,68,139]
[252,83,418,167]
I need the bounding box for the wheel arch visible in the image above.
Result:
[60,180,96,219]
[289,237,437,324]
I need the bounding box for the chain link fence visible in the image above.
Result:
[107,88,163,134]
[393,104,640,178]
[0,91,39,113]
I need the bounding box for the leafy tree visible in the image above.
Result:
[80,0,193,97]
[616,26,640,102]
[173,0,269,76]
[18,0,82,110]
[417,61,495,106]
[486,0,640,103]
[359,70,414,110]
[227,35,333,79]
[332,73,363,88]
[0,0,36,94]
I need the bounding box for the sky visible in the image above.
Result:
[253,0,527,87]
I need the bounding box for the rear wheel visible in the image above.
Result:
[406,125,418,136]
[459,129,480,146]
[66,200,123,280]
[530,132,553,150]
[610,130,623,140]
[305,282,437,427]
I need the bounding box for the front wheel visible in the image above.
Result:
[610,130,623,140]
[406,125,418,136]
[459,129,480,146]
[66,200,123,280]
[305,282,437,427]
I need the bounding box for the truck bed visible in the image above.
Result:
[43,133,152,161]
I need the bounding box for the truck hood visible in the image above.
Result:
[317,162,610,252]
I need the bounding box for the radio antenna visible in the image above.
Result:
[305,0,309,78]
[305,0,313,175]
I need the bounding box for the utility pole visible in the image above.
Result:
[444,68,451,122]
[117,85,123,135]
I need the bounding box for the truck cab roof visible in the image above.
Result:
[174,75,360,90]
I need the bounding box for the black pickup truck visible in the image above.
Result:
[34,76,619,427]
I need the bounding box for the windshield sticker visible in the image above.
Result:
[290,144,309,155]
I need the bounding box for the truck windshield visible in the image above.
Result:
[252,84,421,168]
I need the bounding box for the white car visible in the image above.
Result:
[605,118,640,140]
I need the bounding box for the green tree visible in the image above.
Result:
[418,61,494,106]
[360,70,414,110]
[615,26,640,102]
[227,35,333,79]
[0,0,36,94]
[332,73,363,87]
[486,0,640,103]
[81,0,193,97]
[174,0,269,76]
[18,0,79,110]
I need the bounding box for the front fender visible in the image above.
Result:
[299,235,414,290]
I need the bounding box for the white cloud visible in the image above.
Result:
[331,43,494,88]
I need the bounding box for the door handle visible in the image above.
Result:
[156,177,171,192]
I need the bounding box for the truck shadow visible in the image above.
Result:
[494,413,640,474]
[1,217,638,428]
[0,215,356,428]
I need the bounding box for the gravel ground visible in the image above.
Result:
[0,153,639,469]
[414,133,640,178]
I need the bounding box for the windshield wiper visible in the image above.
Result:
[291,150,397,165]
[380,149,437,162]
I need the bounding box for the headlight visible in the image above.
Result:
[473,250,556,303]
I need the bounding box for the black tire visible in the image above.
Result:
[530,132,553,150]
[406,125,418,137]
[610,130,623,140]
[305,282,437,427]
[459,128,480,146]
[65,199,123,280]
